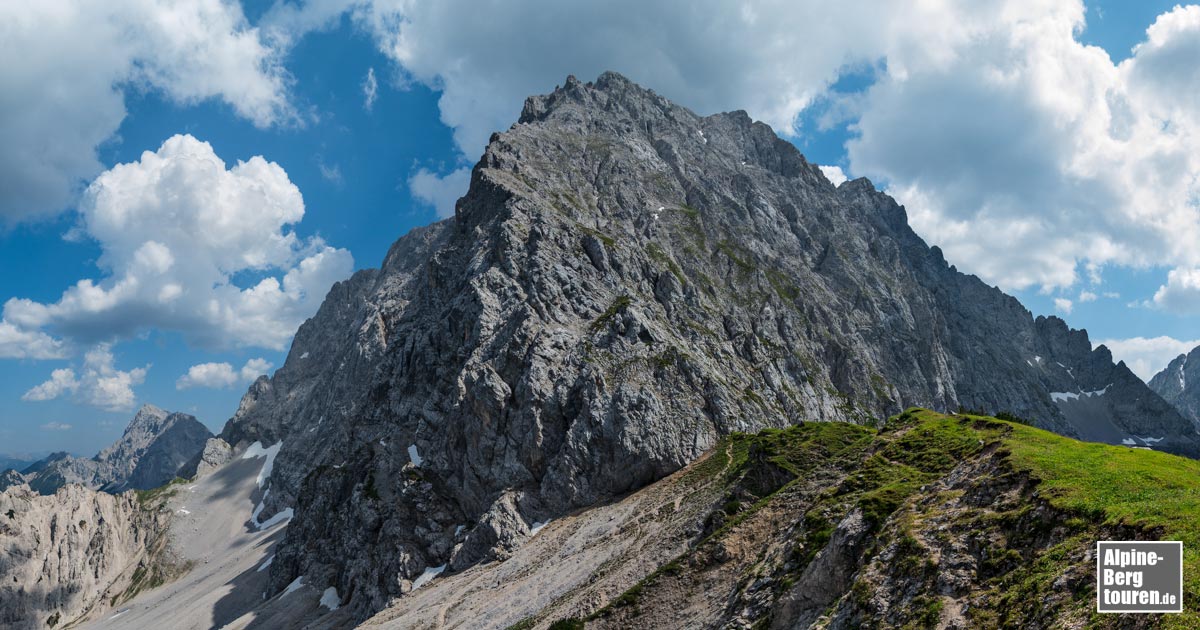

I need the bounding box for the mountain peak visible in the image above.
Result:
[19,405,211,495]
[1149,344,1200,425]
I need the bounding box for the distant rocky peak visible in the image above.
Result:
[1150,345,1200,425]
[126,403,169,431]
[20,403,212,495]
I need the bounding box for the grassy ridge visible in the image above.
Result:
[539,410,1200,628]
[999,415,1200,627]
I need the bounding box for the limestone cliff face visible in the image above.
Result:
[0,484,172,629]
[21,405,212,496]
[1150,345,1200,426]
[218,72,1198,618]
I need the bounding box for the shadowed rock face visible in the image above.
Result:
[21,405,212,495]
[216,72,1199,619]
[1150,346,1200,427]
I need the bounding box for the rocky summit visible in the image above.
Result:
[20,404,212,495]
[200,72,1200,621]
[1150,344,1200,427]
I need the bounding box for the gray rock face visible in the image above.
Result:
[0,483,172,629]
[0,469,25,492]
[1150,346,1200,426]
[20,452,98,496]
[218,72,1199,618]
[176,437,233,480]
[22,405,212,495]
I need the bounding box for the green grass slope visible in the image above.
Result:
[557,409,1200,629]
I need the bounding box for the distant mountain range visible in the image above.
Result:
[0,453,47,475]
[2,404,212,495]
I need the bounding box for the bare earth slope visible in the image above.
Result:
[78,449,291,630]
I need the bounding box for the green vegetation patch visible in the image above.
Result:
[134,477,188,509]
[1001,420,1200,628]
[583,409,1200,628]
[589,295,632,333]
[576,224,615,248]
[646,242,686,285]
[716,240,756,274]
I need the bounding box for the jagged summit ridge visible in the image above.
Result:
[1150,345,1200,425]
[18,404,211,495]
[217,72,1198,620]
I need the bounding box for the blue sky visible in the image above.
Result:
[1,0,1198,455]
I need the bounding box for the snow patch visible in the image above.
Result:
[177,508,190,515]
[255,508,293,531]
[257,555,274,572]
[300,352,310,359]
[379,439,387,447]
[1138,436,1166,444]
[408,444,423,467]
[1050,385,1111,403]
[411,565,445,591]
[1122,438,1137,445]
[528,519,551,537]
[282,576,305,598]
[242,441,283,487]
[320,586,340,610]
[251,489,271,523]
[454,524,465,537]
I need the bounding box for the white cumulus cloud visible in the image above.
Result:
[259,0,1200,301]
[409,167,472,219]
[1098,335,1200,382]
[40,422,73,432]
[1152,267,1200,315]
[0,321,66,360]
[849,4,1200,293]
[22,369,80,402]
[0,0,293,222]
[23,345,148,412]
[1,135,353,352]
[177,357,275,390]
[1054,298,1074,315]
[819,165,849,187]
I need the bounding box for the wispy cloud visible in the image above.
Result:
[362,67,378,111]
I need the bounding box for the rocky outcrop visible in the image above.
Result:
[95,405,213,493]
[0,483,173,629]
[0,469,26,492]
[217,72,1198,620]
[21,405,212,496]
[176,437,233,480]
[1150,345,1200,426]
